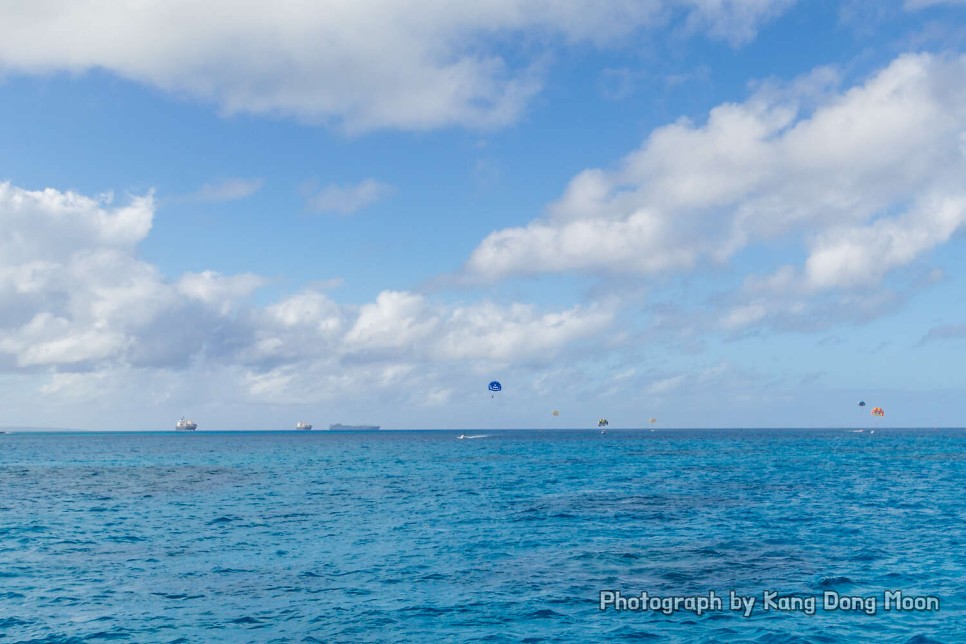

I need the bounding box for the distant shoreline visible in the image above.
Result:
[3,426,963,433]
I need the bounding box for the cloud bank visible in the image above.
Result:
[464,53,966,329]
[0,182,613,414]
[0,1,791,133]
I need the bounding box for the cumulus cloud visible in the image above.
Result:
[231,289,614,414]
[0,1,791,133]
[306,179,394,215]
[0,181,615,420]
[464,53,966,329]
[0,182,264,370]
[0,183,152,263]
[803,195,966,290]
[245,289,613,370]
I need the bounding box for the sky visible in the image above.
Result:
[2,0,966,430]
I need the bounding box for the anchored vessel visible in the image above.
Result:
[329,423,380,431]
[176,417,198,431]
[295,420,313,431]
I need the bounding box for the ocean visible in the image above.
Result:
[0,428,962,642]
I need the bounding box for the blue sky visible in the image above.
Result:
[2,0,966,430]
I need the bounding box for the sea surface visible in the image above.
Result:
[0,428,963,643]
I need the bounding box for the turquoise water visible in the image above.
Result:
[1,428,963,642]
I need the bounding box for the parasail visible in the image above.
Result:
[871,407,884,417]
[552,410,560,416]
[858,401,866,407]
[488,381,502,392]
[598,418,609,428]
[649,417,657,424]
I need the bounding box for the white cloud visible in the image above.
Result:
[0,183,162,367]
[904,0,966,9]
[230,290,614,415]
[680,0,795,45]
[249,289,614,368]
[430,301,614,363]
[345,291,438,350]
[0,313,129,367]
[307,179,394,215]
[804,195,966,290]
[0,183,256,370]
[464,53,966,330]
[39,370,111,398]
[0,1,791,133]
[0,181,616,425]
[192,178,264,203]
[645,373,688,395]
[177,271,266,316]
[0,183,152,263]
[720,303,768,330]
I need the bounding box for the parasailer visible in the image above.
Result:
[488,380,501,399]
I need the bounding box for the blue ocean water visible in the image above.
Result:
[0,428,963,643]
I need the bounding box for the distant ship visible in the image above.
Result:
[295,420,312,431]
[329,423,380,431]
[176,417,197,431]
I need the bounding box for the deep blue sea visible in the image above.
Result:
[1,428,963,643]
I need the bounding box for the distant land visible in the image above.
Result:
[0,426,84,433]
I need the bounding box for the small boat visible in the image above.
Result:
[176,417,197,431]
[295,421,312,431]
